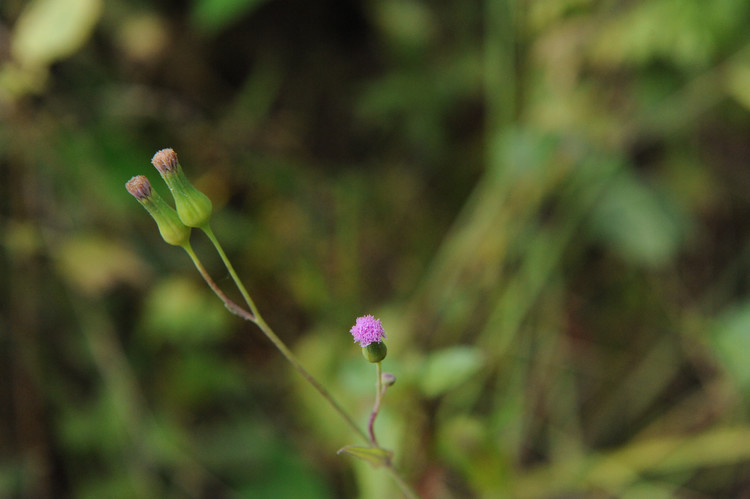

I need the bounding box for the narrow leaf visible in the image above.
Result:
[337,445,393,468]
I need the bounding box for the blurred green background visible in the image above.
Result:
[3,0,750,497]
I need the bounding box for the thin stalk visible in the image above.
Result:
[193,229,417,495]
[251,313,369,444]
[200,224,261,318]
[369,363,419,497]
[182,244,254,321]
[193,232,370,444]
[368,362,384,446]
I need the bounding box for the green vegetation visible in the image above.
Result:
[3,0,750,497]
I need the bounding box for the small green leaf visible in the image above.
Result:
[589,172,687,267]
[337,445,393,468]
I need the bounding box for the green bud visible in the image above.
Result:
[381,372,396,387]
[362,341,387,363]
[126,176,191,246]
[151,148,212,228]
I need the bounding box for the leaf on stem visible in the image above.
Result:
[337,445,393,468]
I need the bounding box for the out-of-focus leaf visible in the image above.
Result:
[711,303,750,392]
[197,420,332,498]
[191,0,270,33]
[142,417,192,467]
[139,276,231,346]
[356,55,482,157]
[57,391,128,455]
[3,220,43,261]
[337,445,393,468]
[588,172,687,267]
[0,65,47,100]
[156,353,245,410]
[418,346,483,398]
[77,472,155,499]
[437,416,510,491]
[725,62,750,112]
[529,0,596,31]
[371,0,437,53]
[589,0,744,68]
[491,127,560,182]
[0,461,24,497]
[114,13,169,63]
[12,0,102,67]
[55,234,149,295]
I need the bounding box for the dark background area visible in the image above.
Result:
[3,0,750,497]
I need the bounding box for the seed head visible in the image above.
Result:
[151,148,179,174]
[126,175,152,200]
[125,175,191,247]
[150,147,212,228]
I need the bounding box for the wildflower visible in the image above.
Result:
[126,175,191,246]
[350,315,387,363]
[151,148,212,228]
[350,315,387,347]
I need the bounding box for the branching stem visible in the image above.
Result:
[190,230,370,444]
[183,232,419,497]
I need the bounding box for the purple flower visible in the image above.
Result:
[350,315,386,347]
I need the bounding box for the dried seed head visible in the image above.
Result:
[150,148,212,228]
[126,175,152,200]
[125,175,191,246]
[151,148,179,174]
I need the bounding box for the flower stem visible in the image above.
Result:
[189,230,417,495]
[195,230,370,445]
[182,243,253,321]
[369,362,384,446]
[251,313,370,444]
[200,224,260,318]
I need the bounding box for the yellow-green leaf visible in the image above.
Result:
[12,0,103,67]
[337,446,393,468]
[725,63,750,112]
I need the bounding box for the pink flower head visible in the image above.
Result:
[350,315,386,347]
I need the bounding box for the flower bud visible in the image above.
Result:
[126,176,191,246]
[362,341,387,363]
[151,148,212,228]
[381,372,396,387]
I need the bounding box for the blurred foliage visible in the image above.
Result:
[3,0,750,497]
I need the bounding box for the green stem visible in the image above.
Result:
[252,313,369,444]
[196,229,370,444]
[368,362,383,446]
[182,243,253,321]
[200,224,261,319]
[191,229,417,495]
[370,363,420,498]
